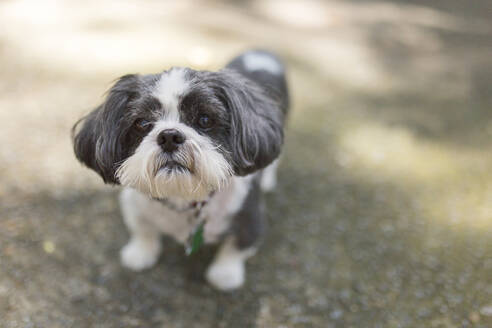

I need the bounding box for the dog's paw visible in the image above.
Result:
[260,159,279,192]
[206,258,245,291]
[260,172,277,192]
[120,239,161,271]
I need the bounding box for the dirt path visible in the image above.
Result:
[1,0,491,327]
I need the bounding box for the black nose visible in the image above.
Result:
[157,129,185,152]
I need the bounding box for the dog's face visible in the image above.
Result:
[73,68,284,200]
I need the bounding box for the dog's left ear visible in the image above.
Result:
[209,70,285,176]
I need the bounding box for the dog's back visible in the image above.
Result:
[226,50,289,116]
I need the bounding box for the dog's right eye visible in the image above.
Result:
[133,118,153,133]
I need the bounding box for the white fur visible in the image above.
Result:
[120,188,193,244]
[153,68,190,121]
[119,175,255,286]
[118,151,278,288]
[260,158,280,192]
[116,120,232,200]
[120,237,161,271]
[243,52,283,75]
[206,237,256,291]
[119,190,163,270]
[201,175,253,242]
[119,174,253,247]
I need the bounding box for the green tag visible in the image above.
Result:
[186,221,205,255]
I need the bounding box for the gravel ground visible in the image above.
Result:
[1,0,492,327]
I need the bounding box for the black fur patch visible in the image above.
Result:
[73,74,144,183]
[232,176,266,249]
[188,68,286,175]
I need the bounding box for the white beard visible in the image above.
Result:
[116,122,232,200]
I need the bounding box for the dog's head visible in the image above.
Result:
[72,67,284,200]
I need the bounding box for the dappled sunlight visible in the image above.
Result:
[1,0,486,94]
[0,0,427,92]
[254,0,491,32]
[302,39,391,91]
[423,184,492,230]
[0,0,229,75]
[336,1,490,32]
[338,122,460,180]
[1,0,492,326]
[336,121,492,229]
[253,0,333,29]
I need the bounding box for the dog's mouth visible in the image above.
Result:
[159,160,191,173]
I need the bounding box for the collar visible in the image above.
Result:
[153,191,216,255]
[153,191,215,213]
[156,198,207,212]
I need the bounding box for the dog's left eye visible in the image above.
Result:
[198,114,214,129]
[134,118,153,133]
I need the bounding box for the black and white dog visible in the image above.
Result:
[72,50,289,290]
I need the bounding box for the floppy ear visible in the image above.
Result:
[210,69,285,176]
[72,74,140,184]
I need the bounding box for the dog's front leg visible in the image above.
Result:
[119,189,162,271]
[206,237,256,291]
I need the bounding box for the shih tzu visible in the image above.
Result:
[72,50,289,291]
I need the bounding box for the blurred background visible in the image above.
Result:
[1,0,491,327]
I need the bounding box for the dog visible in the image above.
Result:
[72,50,289,290]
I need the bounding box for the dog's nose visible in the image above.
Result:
[157,129,185,152]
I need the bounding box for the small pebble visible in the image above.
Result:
[480,305,492,317]
[330,309,343,320]
[42,241,55,254]
[469,311,480,323]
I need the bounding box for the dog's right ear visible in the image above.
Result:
[72,106,106,181]
[72,74,140,183]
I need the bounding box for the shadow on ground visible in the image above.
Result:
[1,0,492,327]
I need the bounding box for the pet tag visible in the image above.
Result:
[185,221,205,255]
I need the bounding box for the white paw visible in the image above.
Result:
[260,173,277,192]
[260,159,279,192]
[120,239,161,271]
[206,258,245,291]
